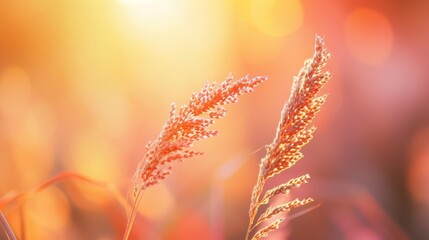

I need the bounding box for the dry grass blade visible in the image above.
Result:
[0,172,127,212]
[246,35,331,240]
[123,74,267,240]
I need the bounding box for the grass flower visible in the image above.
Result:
[124,74,267,240]
[246,35,332,240]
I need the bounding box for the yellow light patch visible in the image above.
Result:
[136,182,175,220]
[251,0,303,37]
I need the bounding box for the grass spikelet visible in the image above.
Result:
[245,35,331,240]
[260,174,311,205]
[256,198,314,227]
[123,74,267,240]
[252,218,285,240]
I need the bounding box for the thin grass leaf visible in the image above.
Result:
[0,172,127,213]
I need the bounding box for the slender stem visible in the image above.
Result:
[0,210,17,240]
[245,200,259,240]
[122,188,144,240]
[245,223,252,240]
[245,176,266,240]
[249,218,263,233]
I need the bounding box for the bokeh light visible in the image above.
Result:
[137,182,175,220]
[344,7,394,65]
[0,66,31,122]
[0,0,428,239]
[27,187,71,230]
[65,131,123,207]
[251,0,303,37]
[407,126,429,203]
[118,0,156,7]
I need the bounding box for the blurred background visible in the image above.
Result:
[0,0,428,239]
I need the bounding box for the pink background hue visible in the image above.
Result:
[1,0,428,239]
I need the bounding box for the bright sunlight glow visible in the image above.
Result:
[118,0,156,7]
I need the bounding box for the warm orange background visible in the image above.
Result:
[1,0,428,239]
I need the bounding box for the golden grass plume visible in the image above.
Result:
[124,74,267,240]
[246,35,331,240]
